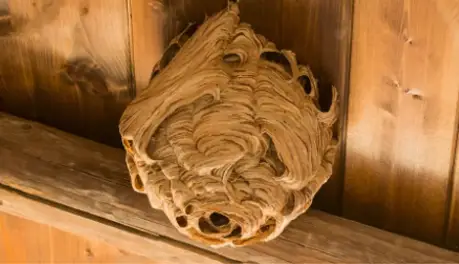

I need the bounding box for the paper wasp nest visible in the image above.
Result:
[119,3,339,247]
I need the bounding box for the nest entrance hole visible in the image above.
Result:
[298,75,312,94]
[133,175,144,192]
[210,212,230,226]
[224,225,242,239]
[176,216,188,228]
[198,218,219,234]
[260,51,293,76]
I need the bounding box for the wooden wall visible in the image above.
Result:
[0,0,132,146]
[344,0,459,250]
[0,0,459,255]
[0,212,154,263]
[0,0,162,147]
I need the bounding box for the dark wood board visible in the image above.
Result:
[0,0,133,147]
[1,112,459,263]
[344,0,459,246]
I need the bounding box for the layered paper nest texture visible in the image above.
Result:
[119,3,339,248]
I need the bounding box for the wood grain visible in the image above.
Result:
[447,96,459,250]
[1,112,458,263]
[129,0,164,94]
[160,0,353,214]
[0,0,132,147]
[440,0,459,252]
[447,127,459,251]
[0,212,155,263]
[0,0,11,35]
[0,188,230,264]
[344,0,459,246]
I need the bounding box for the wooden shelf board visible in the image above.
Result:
[0,112,458,263]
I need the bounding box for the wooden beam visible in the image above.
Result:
[0,112,458,263]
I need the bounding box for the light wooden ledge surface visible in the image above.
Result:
[0,111,458,263]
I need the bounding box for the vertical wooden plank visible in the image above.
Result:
[49,226,156,263]
[442,0,459,252]
[0,212,156,263]
[0,0,133,147]
[129,0,165,93]
[447,113,459,251]
[163,0,353,214]
[344,0,459,245]
[0,212,52,263]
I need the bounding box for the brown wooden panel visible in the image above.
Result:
[447,118,459,250]
[0,190,226,264]
[0,0,132,147]
[1,112,459,263]
[442,0,459,252]
[0,0,10,36]
[0,212,155,263]
[344,0,459,246]
[0,212,52,262]
[162,0,353,214]
[129,0,164,93]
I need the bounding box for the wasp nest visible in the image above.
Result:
[119,3,339,248]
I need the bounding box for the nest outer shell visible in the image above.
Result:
[119,3,339,248]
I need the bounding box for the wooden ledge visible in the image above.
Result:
[0,111,458,263]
